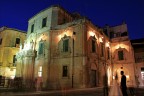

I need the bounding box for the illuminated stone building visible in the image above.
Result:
[16,5,137,90]
[0,27,26,78]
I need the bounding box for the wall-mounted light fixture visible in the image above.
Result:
[89,31,95,36]
[106,42,110,47]
[99,37,103,42]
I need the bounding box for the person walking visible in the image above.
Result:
[120,71,128,96]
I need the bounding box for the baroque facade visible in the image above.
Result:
[0,27,26,78]
[15,5,137,90]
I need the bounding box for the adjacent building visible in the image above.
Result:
[131,38,144,87]
[0,27,26,79]
[104,23,136,87]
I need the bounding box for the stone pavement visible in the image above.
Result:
[0,87,144,96]
[0,87,103,96]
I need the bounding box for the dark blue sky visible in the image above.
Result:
[0,0,144,40]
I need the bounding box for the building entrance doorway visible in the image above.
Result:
[90,70,97,87]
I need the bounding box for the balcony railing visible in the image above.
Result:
[135,57,144,63]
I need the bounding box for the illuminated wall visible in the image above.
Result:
[0,27,26,78]
[108,23,136,87]
[15,5,137,90]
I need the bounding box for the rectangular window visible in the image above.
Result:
[38,42,44,54]
[116,32,121,37]
[63,39,69,52]
[16,38,20,44]
[101,43,104,56]
[0,62,2,66]
[107,48,110,59]
[38,66,42,77]
[141,68,144,80]
[63,66,68,77]
[13,55,16,66]
[0,38,2,45]
[92,40,96,52]
[118,50,124,60]
[15,38,20,47]
[110,32,114,38]
[31,24,34,33]
[42,17,47,28]
[13,55,16,63]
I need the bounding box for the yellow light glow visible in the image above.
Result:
[58,34,62,39]
[115,44,127,49]
[23,43,30,50]
[89,31,95,36]
[38,66,42,77]
[113,76,115,79]
[126,75,129,79]
[38,72,42,77]
[10,75,15,79]
[99,37,103,42]
[39,66,42,71]
[106,42,110,47]
[38,34,47,41]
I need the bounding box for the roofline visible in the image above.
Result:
[103,21,127,29]
[28,5,73,22]
[0,26,26,33]
[131,38,144,41]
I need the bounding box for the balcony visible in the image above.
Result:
[135,57,144,63]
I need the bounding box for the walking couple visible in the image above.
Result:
[109,71,128,96]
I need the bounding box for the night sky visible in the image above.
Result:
[0,0,144,40]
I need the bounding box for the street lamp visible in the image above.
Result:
[72,32,76,88]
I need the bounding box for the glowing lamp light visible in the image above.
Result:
[99,37,103,42]
[58,34,62,39]
[10,75,15,79]
[106,42,110,47]
[38,66,42,77]
[89,31,95,36]
[126,75,129,79]
[39,66,42,71]
[113,75,115,79]
[23,43,30,50]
